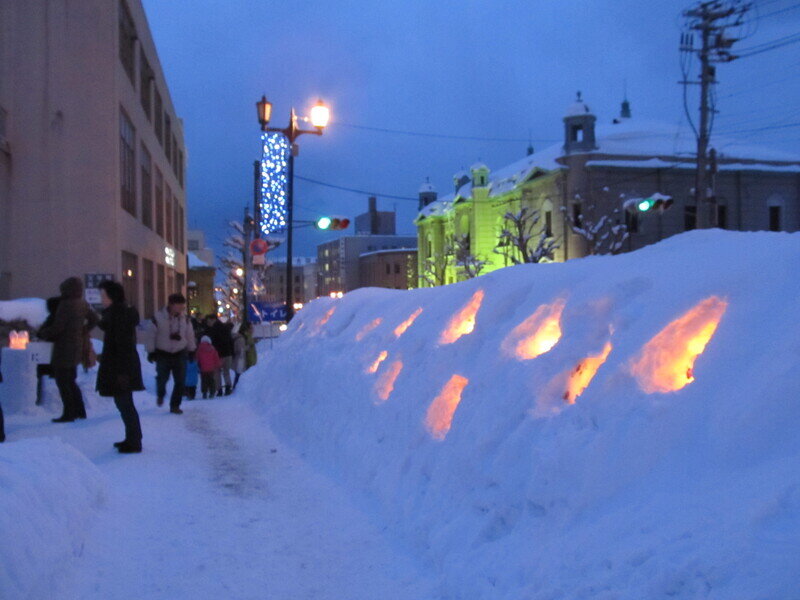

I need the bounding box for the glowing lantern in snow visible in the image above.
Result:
[374,360,403,403]
[439,290,484,345]
[563,341,613,404]
[366,350,388,374]
[425,375,469,440]
[394,308,423,338]
[502,299,566,360]
[318,307,335,327]
[630,296,728,393]
[356,318,382,341]
[8,330,29,350]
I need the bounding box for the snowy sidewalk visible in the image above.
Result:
[9,395,437,600]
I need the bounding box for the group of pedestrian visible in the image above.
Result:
[0,276,257,453]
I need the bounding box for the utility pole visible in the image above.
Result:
[681,1,749,228]
[242,205,252,320]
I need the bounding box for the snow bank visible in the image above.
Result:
[246,230,800,599]
[0,438,106,599]
[0,298,47,328]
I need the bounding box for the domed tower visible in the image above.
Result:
[470,162,490,188]
[418,179,437,211]
[563,91,597,154]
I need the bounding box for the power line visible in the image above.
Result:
[736,31,800,57]
[333,121,557,144]
[755,1,800,19]
[295,175,418,201]
[717,121,800,134]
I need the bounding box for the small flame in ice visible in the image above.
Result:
[563,341,613,404]
[356,318,383,341]
[439,290,484,345]
[502,299,566,360]
[366,350,388,374]
[394,308,423,338]
[375,360,403,403]
[425,375,469,440]
[630,296,728,393]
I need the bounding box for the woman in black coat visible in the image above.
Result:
[97,281,145,453]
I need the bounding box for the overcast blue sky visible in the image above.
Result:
[142,0,800,258]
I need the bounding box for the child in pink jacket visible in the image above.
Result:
[196,336,221,399]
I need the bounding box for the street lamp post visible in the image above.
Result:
[256,96,329,322]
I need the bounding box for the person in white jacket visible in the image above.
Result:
[144,293,197,414]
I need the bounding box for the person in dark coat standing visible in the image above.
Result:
[205,314,234,396]
[96,281,144,453]
[38,277,99,422]
[0,350,5,443]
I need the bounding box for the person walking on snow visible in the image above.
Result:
[184,354,199,400]
[205,314,234,396]
[232,326,246,390]
[196,336,221,399]
[145,293,196,414]
[38,277,99,422]
[96,280,144,454]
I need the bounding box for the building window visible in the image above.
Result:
[157,264,166,308]
[119,108,136,216]
[188,239,199,251]
[572,203,582,227]
[571,125,584,143]
[118,0,136,85]
[545,210,553,237]
[165,184,173,245]
[167,271,175,295]
[684,205,697,231]
[385,263,391,275]
[394,263,400,274]
[121,251,139,310]
[176,272,185,296]
[139,50,152,120]
[178,150,184,188]
[171,134,179,175]
[154,88,163,144]
[154,167,164,237]
[769,206,781,231]
[164,115,172,163]
[140,143,152,228]
[142,258,154,318]
[176,204,184,252]
[172,195,180,250]
[717,205,727,230]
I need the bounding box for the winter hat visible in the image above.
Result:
[201,335,212,344]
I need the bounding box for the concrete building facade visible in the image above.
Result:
[261,257,316,305]
[358,249,417,290]
[416,95,800,286]
[0,0,187,317]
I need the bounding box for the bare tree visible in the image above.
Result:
[494,207,560,265]
[421,240,454,287]
[560,203,629,256]
[454,234,487,279]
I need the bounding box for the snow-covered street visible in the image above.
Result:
[8,392,437,600]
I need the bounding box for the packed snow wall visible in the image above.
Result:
[246,230,800,600]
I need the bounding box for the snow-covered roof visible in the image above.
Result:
[470,162,489,171]
[418,116,800,220]
[188,252,213,269]
[418,181,436,194]
[565,100,592,117]
[359,247,417,258]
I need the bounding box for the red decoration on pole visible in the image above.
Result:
[250,238,269,256]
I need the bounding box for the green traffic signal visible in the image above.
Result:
[316,216,332,230]
[637,199,654,212]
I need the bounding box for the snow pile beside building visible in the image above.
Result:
[0,298,47,327]
[247,230,800,599]
[0,438,106,598]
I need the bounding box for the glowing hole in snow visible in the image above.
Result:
[502,299,566,360]
[366,350,388,374]
[439,290,484,345]
[394,308,423,338]
[356,318,383,341]
[425,375,469,440]
[563,341,613,404]
[630,296,728,393]
[374,360,403,403]
[318,307,335,327]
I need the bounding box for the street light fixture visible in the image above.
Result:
[256,93,330,322]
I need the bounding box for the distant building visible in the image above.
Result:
[359,248,417,290]
[187,253,215,317]
[261,257,316,305]
[187,230,216,268]
[0,0,188,315]
[318,197,417,295]
[416,94,800,286]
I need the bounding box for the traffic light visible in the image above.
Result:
[636,193,673,213]
[315,216,350,230]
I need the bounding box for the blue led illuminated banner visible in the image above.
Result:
[260,132,290,235]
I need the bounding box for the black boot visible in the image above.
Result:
[224,386,232,396]
[52,415,75,423]
[156,396,164,407]
[117,440,142,453]
[113,440,126,448]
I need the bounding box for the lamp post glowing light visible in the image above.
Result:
[257,94,330,322]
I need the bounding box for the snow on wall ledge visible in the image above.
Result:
[248,230,800,600]
[0,439,106,599]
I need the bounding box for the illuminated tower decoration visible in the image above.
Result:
[259,132,290,235]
